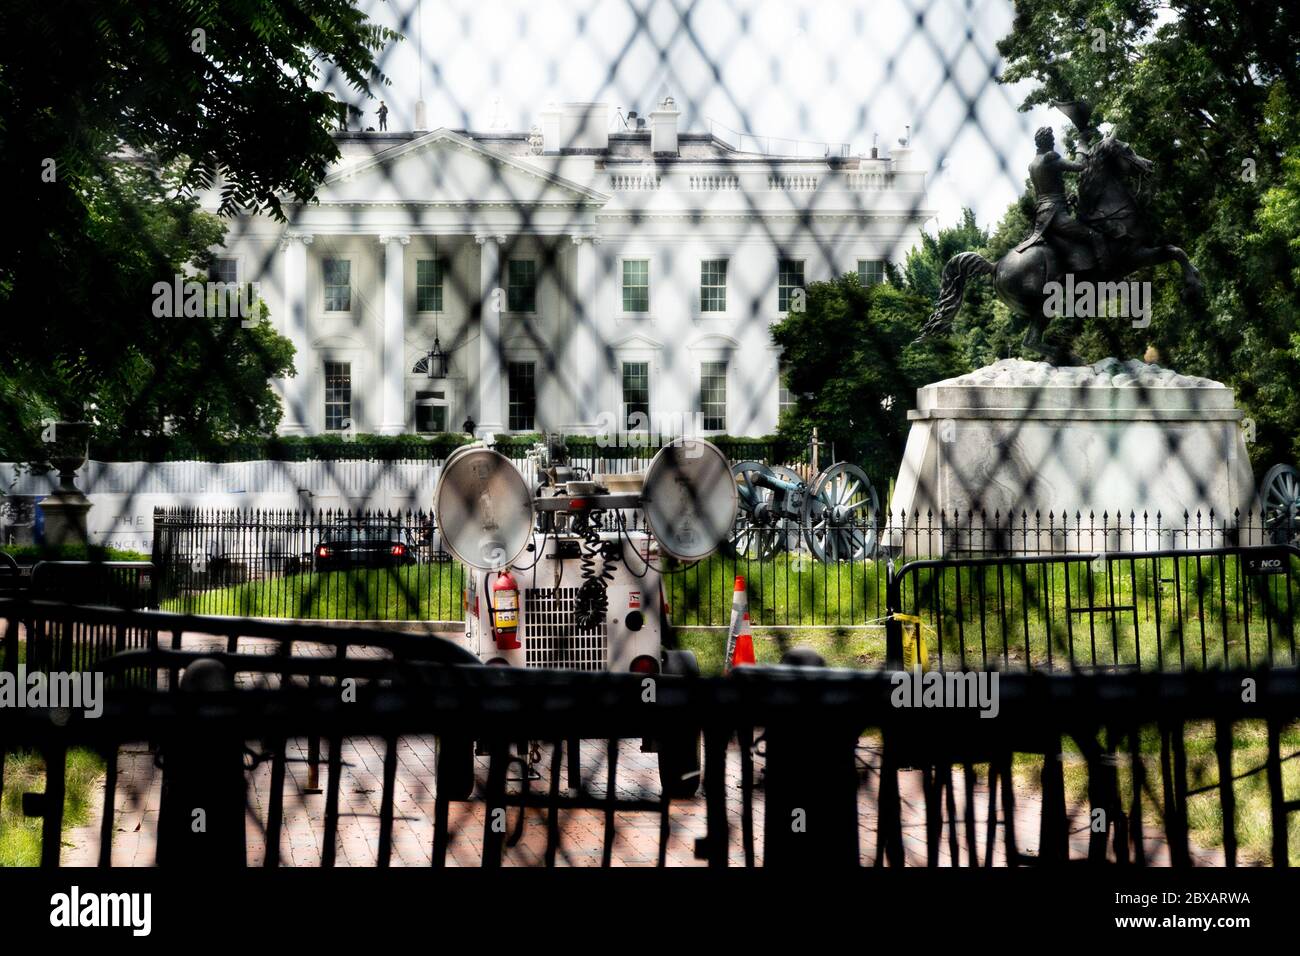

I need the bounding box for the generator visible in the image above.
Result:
[461,528,668,673]
[431,436,737,799]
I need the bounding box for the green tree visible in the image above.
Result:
[901,207,1027,368]
[772,274,968,475]
[996,0,1300,467]
[0,0,399,459]
[902,207,989,302]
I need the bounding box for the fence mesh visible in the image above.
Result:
[2,0,1299,871]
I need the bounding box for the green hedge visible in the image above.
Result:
[1,544,151,564]
[88,432,474,462]
[81,432,790,463]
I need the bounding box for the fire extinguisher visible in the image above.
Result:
[489,569,521,650]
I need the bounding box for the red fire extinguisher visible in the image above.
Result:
[489,569,521,650]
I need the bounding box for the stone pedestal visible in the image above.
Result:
[890,359,1258,554]
[37,420,94,550]
[39,491,93,549]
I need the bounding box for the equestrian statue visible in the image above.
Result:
[918,100,1203,362]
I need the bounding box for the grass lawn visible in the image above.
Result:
[896,551,1300,671]
[677,626,886,675]
[160,552,1300,675]
[163,563,468,620]
[665,553,889,627]
[666,550,1299,671]
[0,748,105,867]
[1027,720,1300,866]
[1,639,107,867]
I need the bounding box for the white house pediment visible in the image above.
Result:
[312,333,364,350]
[687,333,740,351]
[316,129,609,208]
[611,332,663,351]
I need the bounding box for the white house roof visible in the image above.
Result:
[320,127,610,205]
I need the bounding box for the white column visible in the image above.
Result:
[568,234,602,427]
[279,233,314,435]
[377,233,410,435]
[476,234,505,435]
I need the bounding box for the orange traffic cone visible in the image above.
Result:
[731,610,756,668]
[725,576,753,672]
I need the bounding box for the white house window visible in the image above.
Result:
[622,361,650,430]
[414,389,449,433]
[700,259,727,312]
[324,361,352,430]
[857,259,886,286]
[507,361,536,431]
[506,259,537,313]
[700,361,727,432]
[323,258,351,312]
[622,259,650,313]
[778,259,804,312]
[779,375,798,420]
[416,259,445,312]
[208,257,238,285]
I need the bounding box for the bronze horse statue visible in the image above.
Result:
[919,104,1203,362]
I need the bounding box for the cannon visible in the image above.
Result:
[728,458,879,562]
[1260,463,1300,545]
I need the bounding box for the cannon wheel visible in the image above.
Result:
[802,462,879,561]
[1261,464,1300,545]
[726,461,797,559]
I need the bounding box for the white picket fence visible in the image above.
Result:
[0,452,670,552]
[0,459,458,552]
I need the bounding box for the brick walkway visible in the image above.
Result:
[59,632,1222,867]
[62,733,1221,867]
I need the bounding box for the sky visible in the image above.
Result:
[332,0,1057,232]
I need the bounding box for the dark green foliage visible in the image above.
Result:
[996,0,1300,468]
[0,0,399,461]
[772,273,968,474]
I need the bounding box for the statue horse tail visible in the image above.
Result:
[916,251,996,341]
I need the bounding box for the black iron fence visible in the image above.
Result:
[1,561,160,685]
[152,506,464,620]
[2,600,1298,867]
[152,506,1297,634]
[885,545,1300,674]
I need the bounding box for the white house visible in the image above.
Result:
[208,99,934,439]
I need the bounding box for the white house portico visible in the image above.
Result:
[208,101,934,439]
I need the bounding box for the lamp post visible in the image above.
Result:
[424,335,449,379]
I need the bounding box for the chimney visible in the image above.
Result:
[414,100,428,133]
[891,125,914,170]
[650,96,680,156]
[541,103,609,153]
[540,104,562,152]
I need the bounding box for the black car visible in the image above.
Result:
[313,527,417,571]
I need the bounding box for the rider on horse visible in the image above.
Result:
[1015,125,1110,273]
[919,98,1202,362]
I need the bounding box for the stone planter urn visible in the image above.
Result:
[38,420,93,549]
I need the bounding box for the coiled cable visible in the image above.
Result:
[574,510,618,629]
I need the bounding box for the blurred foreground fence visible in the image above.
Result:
[2,599,1299,867]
